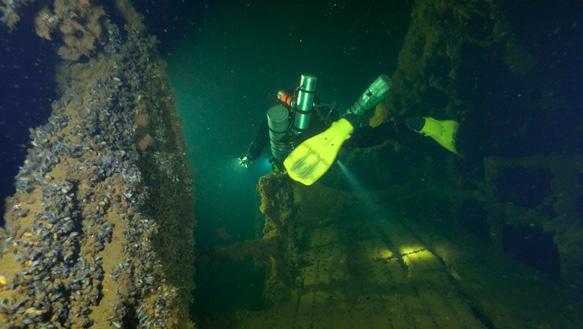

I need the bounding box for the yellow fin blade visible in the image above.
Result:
[421,117,459,154]
[284,119,354,185]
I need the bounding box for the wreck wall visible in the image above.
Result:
[482,156,583,283]
[370,0,509,126]
[371,0,583,285]
[0,1,195,328]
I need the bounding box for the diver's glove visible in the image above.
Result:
[239,155,252,168]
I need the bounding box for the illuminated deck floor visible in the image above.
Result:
[236,214,583,329]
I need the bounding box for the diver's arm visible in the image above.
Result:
[244,120,269,161]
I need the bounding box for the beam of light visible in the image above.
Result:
[336,160,385,216]
[336,161,438,265]
[373,247,394,260]
[399,246,435,267]
[399,245,433,263]
[336,160,365,191]
[399,245,426,255]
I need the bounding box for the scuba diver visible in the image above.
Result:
[239,74,339,171]
[240,74,460,186]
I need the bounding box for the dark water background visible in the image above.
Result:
[0,4,58,225]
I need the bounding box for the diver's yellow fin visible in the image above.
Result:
[284,118,354,185]
[420,117,459,154]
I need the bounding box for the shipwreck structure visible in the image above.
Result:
[1,0,582,328]
[0,1,195,328]
[203,1,583,328]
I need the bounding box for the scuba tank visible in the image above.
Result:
[266,74,318,162]
[346,74,391,117]
[266,104,291,161]
[292,74,318,134]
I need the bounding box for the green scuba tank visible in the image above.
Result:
[292,74,318,134]
[346,74,391,117]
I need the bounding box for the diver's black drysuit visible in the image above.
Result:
[347,119,413,148]
[348,116,470,159]
[245,108,466,165]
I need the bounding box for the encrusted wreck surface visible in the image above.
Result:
[0,0,36,29]
[481,155,583,283]
[371,0,510,123]
[231,173,583,329]
[365,0,583,286]
[0,1,195,328]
